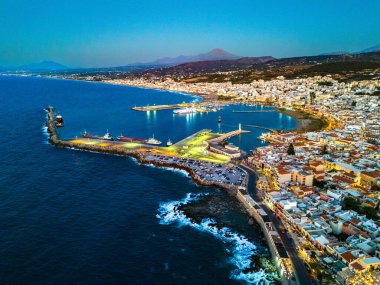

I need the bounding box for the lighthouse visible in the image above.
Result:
[238,123,241,132]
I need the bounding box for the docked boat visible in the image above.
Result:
[173,107,197,114]
[82,130,114,141]
[146,134,161,145]
[102,130,114,141]
[117,135,146,143]
[166,139,173,146]
[117,134,161,145]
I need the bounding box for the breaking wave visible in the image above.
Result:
[41,125,49,144]
[157,193,272,284]
[128,157,190,177]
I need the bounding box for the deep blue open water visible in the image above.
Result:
[0,76,296,284]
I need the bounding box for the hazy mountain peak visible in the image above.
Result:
[20,60,69,71]
[358,44,380,54]
[148,48,241,65]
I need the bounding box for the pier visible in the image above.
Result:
[245,124,275,132]
[45,106,248,191]
[207,128,250,143]
[132,102,192,111]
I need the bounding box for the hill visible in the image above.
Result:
[144,48,242,65]
[129,52,380,83]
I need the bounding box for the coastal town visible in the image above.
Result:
[45,66,380,285]
[84,73,380,285]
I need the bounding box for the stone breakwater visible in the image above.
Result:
[45,107,241,194]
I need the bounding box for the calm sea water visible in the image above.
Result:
[0,76,296,284]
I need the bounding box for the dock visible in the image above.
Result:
[207,128,250,144]
[132,103,193,111]
[245,124,275,131]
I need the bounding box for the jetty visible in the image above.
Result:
[132,102,193,111]
[245,124,275,132]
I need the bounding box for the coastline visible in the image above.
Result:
[45,106,290,284]
[91,78,327,133]
[4,74,323,133]
[277,107,328,132]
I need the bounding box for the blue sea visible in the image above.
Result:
[0,76,296,284]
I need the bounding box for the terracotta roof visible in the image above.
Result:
[341,251,357,263]
[350,262,364,271]
[350,218,361,225]
[333,175,354,184]
[362,170,380,179]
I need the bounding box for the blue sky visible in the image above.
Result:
[0,0,379,67]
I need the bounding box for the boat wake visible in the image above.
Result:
[157,193,272,284]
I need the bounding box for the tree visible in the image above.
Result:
[321,144,329,155]
[309,92,316,104]
[287,143,295,155]
[342,196,360,212]
[362,206,378,220]
[313,178,326,189]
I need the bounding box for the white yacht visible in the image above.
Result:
[173,107,197,114]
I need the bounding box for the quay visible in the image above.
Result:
[132,102,192,111]
[45,107,245,188]
[207,124,250,144]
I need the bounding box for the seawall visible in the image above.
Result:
[45,107,238,195]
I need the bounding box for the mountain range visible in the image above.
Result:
[1,44,380,72]
[144,48,241,65]
[357,44,380,54]
[0,61,69,72]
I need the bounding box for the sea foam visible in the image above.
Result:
[41,125,50,144]
[157,193,273,284]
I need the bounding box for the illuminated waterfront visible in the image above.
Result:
[0,75,296,284]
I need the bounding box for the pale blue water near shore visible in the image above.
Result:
[0,76,296,284]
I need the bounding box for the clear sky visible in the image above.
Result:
[1,0,379,68]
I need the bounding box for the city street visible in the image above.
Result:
[241,165,314,285]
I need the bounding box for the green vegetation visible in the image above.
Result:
[343,196,379,220]
[217,95,233,101]
[313,177,326,189]
[318,81,333,86]
[287,143,295,155]
[278,108,328,132]
[367,138,379,145]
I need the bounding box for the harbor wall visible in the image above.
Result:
[45,107,238,195]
